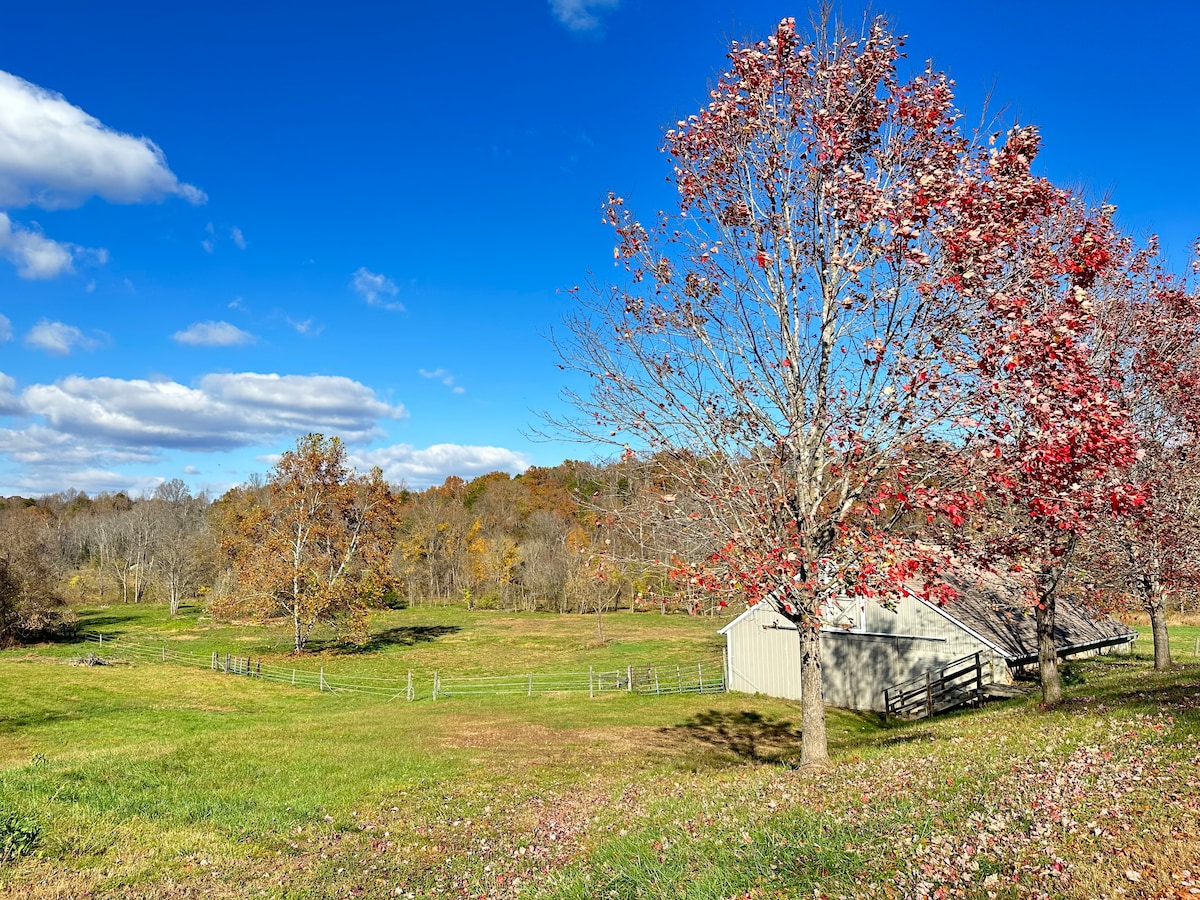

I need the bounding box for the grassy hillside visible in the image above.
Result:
[1,604,1198,899]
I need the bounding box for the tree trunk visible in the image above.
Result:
[798,623,829,767]
[1035,600,1063,707]
[1146,582,1172,671]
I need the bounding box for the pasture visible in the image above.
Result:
[1,604,1198,899]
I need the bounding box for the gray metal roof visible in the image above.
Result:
[719,566,1137,663]
[923,569,1137,661]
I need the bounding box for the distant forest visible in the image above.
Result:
[3,436,1199,653]
[0,453,742,647]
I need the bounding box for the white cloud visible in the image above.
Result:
[0,372,22,415]
[0,425,156,467]
[549,0,619,32]
[172,320,256,347]
[0,212,106,279]
[418,367,466,394]
[0,423,164,496]
[183,465,200,475]
[201,223,246,253]
[287,317,322,336]
[351,267,403,310]
[24,319,105,355]
[0,314,10,343]
[0,69,204,209]
[349,443,531,489]
[22,371,406,450]
[4,463,163,497]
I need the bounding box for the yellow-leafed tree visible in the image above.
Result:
[217,434,400,652]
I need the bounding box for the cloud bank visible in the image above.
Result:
[350,443,531,489]
[23,372,406,450]
[0,370,533,496]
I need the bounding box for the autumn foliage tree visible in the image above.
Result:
[0,505,73,646]
[551,16,1069,765]
[943,201,1144,706]
[216,434,400,653]
[1085,238,1200,669]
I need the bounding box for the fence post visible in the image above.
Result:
[925,671,933,719]
[883,688,891,721]
[653,667,660,695]
[676,665,682,694]
[974,652,983,706]
[698,663,703,693]
[589,666,594,699]
[627,664,633,693]
[433,671,439,700]
[528,673,533,697]
[98,633,103,650]
[319,667,325,692]
[407,671,414,702]
[224,653,230,674]
[211,651,216,670]
[257,661,262,678]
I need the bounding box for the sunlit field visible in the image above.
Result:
[2,603,1198,899]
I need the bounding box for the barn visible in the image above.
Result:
[719,574,1137,712]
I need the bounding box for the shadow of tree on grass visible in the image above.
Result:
[659,709,804,765]
[315,624,462,655]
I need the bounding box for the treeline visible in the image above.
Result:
[387,463,709,614]
[0,453,723,647]
[5,438,1197,650]
[0,482,214,645]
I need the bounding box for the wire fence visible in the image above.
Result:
[433,661,726,698]
[82,632,725,701]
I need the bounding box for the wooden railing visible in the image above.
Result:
[882,651,994,720]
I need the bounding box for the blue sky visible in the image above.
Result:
[0,0,1196,497]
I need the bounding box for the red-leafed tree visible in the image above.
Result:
[1087,239,1200,669]
[947,201,1145,706]
[550,16,1064,765]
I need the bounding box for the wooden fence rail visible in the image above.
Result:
[882,651,994,720]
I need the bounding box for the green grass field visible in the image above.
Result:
[2,603,1198,899]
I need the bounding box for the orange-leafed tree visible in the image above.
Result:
[217,433,401,653]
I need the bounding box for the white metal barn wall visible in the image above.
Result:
[722,594,1006,711]
[721,603,803,700]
